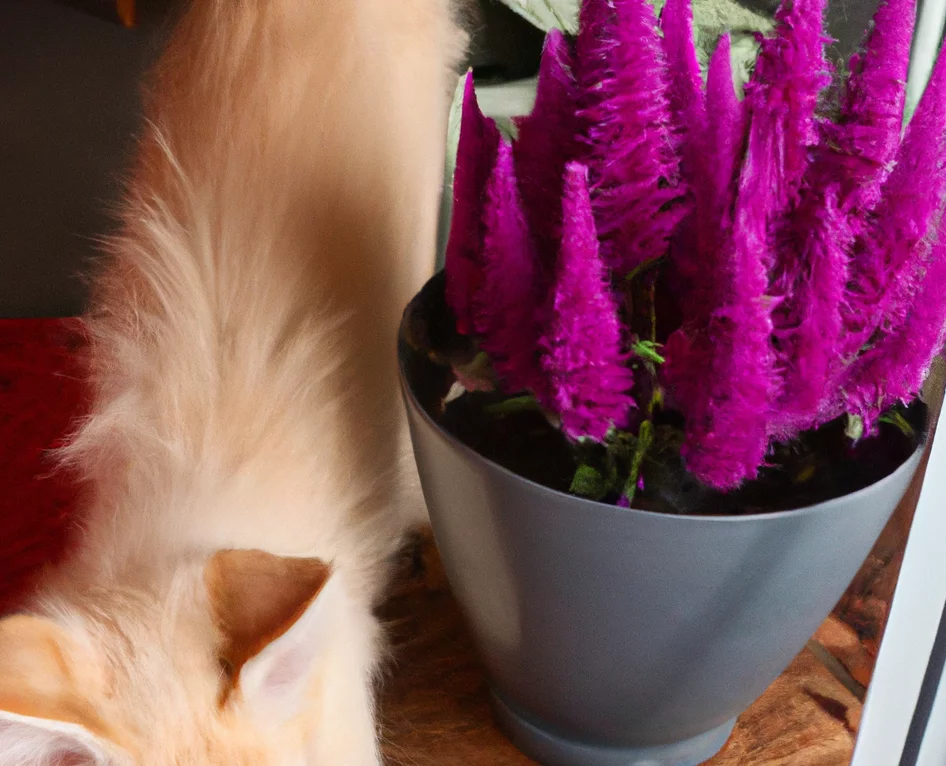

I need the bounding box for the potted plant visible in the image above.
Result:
[399,0,943,763]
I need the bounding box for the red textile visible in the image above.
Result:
[0,319,88,613]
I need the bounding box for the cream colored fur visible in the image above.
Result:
[0,0,463,763]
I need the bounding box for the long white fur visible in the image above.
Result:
[0,0,464,763]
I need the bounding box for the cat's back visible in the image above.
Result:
[68,0,463,575]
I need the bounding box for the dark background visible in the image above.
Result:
[0,0,883,317]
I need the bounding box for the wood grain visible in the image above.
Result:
[379,531,861,765]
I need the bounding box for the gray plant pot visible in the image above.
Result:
[397,285,927,766]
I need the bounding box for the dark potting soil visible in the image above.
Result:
[440,394,924,516]
[401,273,927,517]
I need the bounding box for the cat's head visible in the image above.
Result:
[0,550,380,765]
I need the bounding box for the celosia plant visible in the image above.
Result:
[444,0,944,499]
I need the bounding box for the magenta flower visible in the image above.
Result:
[748,0,835,437]
[540,163,635,441]
[767,0,916,435]
[768,189,852,438]
[702,35,745,232]
[658,0,707,309]
[662,36,745,427]
[676,145,779,489]
[672,0,829,488]
[744,0,830,221]
[445,73,501,336]
[514,29,579,265]
[443,0,946,499]
[828,0,917,218]
[660,0,706,181]
[574,0,686,276]
[672,0,836,487]
[840,42,946,366]
[473,139,545,396]
[844,233,946,424]
[676,34,745,318]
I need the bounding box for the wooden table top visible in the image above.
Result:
[378,531,862,766]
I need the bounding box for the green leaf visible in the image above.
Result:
[570,464,608,501]
[879,409,915,439]
[492,0,579,34]
[444,71,467,197]
[474,79,538,130]
[437,72,468,269]
[632,340,666,365]
[729,32,763,98]
[484,394,541,416]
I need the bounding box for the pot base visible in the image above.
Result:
[491,690,736,766]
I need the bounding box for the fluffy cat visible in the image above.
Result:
[0,0,463,763]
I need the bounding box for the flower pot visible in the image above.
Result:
[398,279,928,766]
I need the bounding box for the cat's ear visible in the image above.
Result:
[0,615,126,765]
[205,549,334,723]
[0,712,116,765]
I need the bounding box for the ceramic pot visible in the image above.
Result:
[397,277,926,766]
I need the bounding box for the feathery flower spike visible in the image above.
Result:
[474,139,545,396]
[575,0,686,276]
[769,0,916,435]
[540,163,635,441]
[445,73,501,336]
[678,48,789,488]
[514,29,579,266]
[845,231,946,424]
[830,0,917,216]
[661,35,746,424]
[840,43,946,364]
[660,0,706,181]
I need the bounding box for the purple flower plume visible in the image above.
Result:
[660,0,706,181]
[669,0,830,487]
[514,29,579,265]
[840,44,946,365]
[675,173,779,489]
[678,35,746,317]
[540,163,635,441]
[673,28,809,487]
[844,232,946,424]
[829,0,917,217]
[445,73,501,336]
[745,0,831,236]
[658,0,709,310]
[768,0,915,435]
[575,0,686,276]
[442,0,946,496]
[473,139,545,396]
[703,35,745,230]
[662,36,747,424]
[768,189,852,437]
[742,0,831,437]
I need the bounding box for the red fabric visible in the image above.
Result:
[0,319,88,613]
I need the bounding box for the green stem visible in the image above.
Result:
[483,394,541,416]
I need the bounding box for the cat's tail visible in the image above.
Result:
[73,0,464,481]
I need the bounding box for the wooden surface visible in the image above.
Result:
[379,532,862,766]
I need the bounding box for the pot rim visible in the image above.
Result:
[399,345,928,524]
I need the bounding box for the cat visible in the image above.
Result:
[0,0,463,763]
